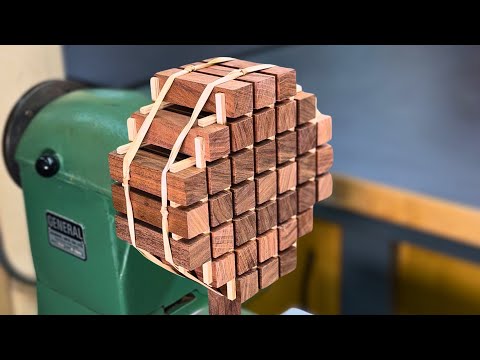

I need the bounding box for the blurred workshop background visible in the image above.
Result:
[1,45,479,315]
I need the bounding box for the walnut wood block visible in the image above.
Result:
[211,222,234,259]
[317,113,333,145]
[254,140,276,175]
[279,246,297,277]
[132,111,229,162]
[109,150,207,207]
[233,210,256,247]
[298,208,314,238]
[256,200,277,235]
[255,170,277,205]
[155,68,253,118]
[236,269,259,303]
[316,144,334,175]
[230,148,254,184]
[277,161,297,194]
[235,240,257,276]
[231,180,255,216]
[208,190,233,228]
[316,172,333,202]
[208,290,241,315]
[277,190,297,224]
[111,184,209,239]
[228,115,254,152]
[206,158,231,195]
[257,229,278,263]
[297,180,316,213]
[115,215,210,271]
[211,252,236,288]
[219,59,296,101]
[297,122,317,155]
[276,130,297,164]
[257,257,279,289]
[278,217,298,251]
[253,108,276,143]
[276,100,296,134]
[294,91,316,125]
[297,152,316,185]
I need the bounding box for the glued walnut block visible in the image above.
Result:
[211,222,234,258]
[111,184,209,239]
[230,148,254,185]
[233,210,256,246]
[316,144,334,175]
[208,190,233,228]
[235,240,257,276]
[155,68,253,118]
[297,208,314,238]
[278,217,298,251]
[208,290,241,315]
[297,180,316,213]
[276,130,297,164]
[228,115,254,152]
[132,110,230,162]
[317,113,332,145]
[258,257,279,289]
[297,152,316,185]
[115,215,210,271]
[294,91,316,125]
[211,252,236,288]
[218,59,296,101]
[279,246,297,277]
[236,269,259,303]
[277,190,297,224]
[256,200,277,235]
[276,100,297,134]
[109,150,207,207]
[256,229,278,263]
[255,170,277,205]
[316,172,333,202]
[254,140,276,175]
[297,122,317,155]
[253,108,276,143]
[277,161,297,194]
[206,158,231,195]
[231,180,255,216]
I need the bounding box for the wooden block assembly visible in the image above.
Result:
[317,113,332,145]
[231,180,255,216]
[255,170,277,205]
[253,107,276,143]
[234,240,257,276]
[297,152,317,185]
[316,144,334,175]
[277,161,297,194]
[316,173,333,202]
[208,190,233,228]
[256,229,278,263]
[277,190,297,224]
[208,290,241,315]
[211,252,236,288]
[278,217,298,251]
[228,115,254,152]
[276,130,297,165]
[276,100,296,133]
[254,140,276,175]
[279,246,297,277]
[256,200,277,235]
[258,257,279,289]
[297,180,316,213]
[236,269,259,303]
[297,208,314,238]
[232,210,256,247]
[206,158,231,195]
[230,148,254,184]
[294,91,317,125]
[211,222,234,259]
[297,122,317,155]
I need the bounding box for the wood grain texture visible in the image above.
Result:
[206,158,231,195]
[257,257,279,289]
[297,122,317,155]
[211,252,236,288]
[230,148,254,184]
[253,107,276,143]
[279,246,297,277]
[111,184,209,239]
[208,190,233,228]
[228,115,254,152]
[256,229,278,263]
[297,180,316,213]
[254,139,276,175]
[294,91,316,125]
[231,180,255,216]
[256,200,277,235]
[277,190,297,224]
[236,269,259,303]
[276,130,297,164]
[317,113,332,145]
[233,210,256,246]
[277,161,297,194]
[219,59,296,101]
[155,68,253,118]
[297,152,316,185]
[255,170,277,205]
[109,149,207,206]
[297,208,314,238]
[316,144,334,175]
[115,215,210,271]
[211,222,234,258]
[208,290,241,315]
[278,217,298,251]
[132,111,230,162]
[316,172,333,202]
[276,100,297,133]
[234,240,257,276]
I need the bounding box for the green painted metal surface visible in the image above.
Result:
[15,89,208,314]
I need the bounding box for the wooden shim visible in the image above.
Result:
[131,110,230,162]
[236,269,259,303]
[234,240,257,276]
[253,107,276,143]
[198,114,217,128]
[230,148,254,184]
[139,101,172,115]
[232,210,256,247]
[211,222,234,259]
[276,130,297,165]
[316,172,333,202]
[254,139,276,175]
[276,100,297,134]
[215,93,227,125]
[206,158,231,195]
[170,157,197,173]
[127,117,137,141]
[195,137,206,169]
[211,252,236,288]
[155,68,253,118]
[297,121,317,155]
[277,161,297,194]
[208,290,241,315]
[150,76,159,101]
[297,180,316,213]
[228,115,254,152]
[203,261,213,285]
[111,184,209,239]
[294,91,317,125]
[277,190,297,224]
[231,180,256,216]
[208,190,233,228]
[317,113,332,146]
[278,217,298,251]
[256,229,278,263]
[256,200,277,235]
[316,144,334,175]
[257,257,279,289]
[279,246,297,277]
[297,208,314,238]
[255,170,277,205]
[297,152,317,185]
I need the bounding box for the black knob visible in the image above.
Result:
[35,152,59,178]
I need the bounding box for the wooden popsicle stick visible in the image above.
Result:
[170,157,197,173]
[203,261,213,285]
[170,201,182,240]
[226,279,236,300]
[150,76,159,101]
[296,84,303,93]
[127,117,137,141]
[195,137,206,169]
[198,114,217,128]
[139,101,173,115]
[215,93,226,125]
